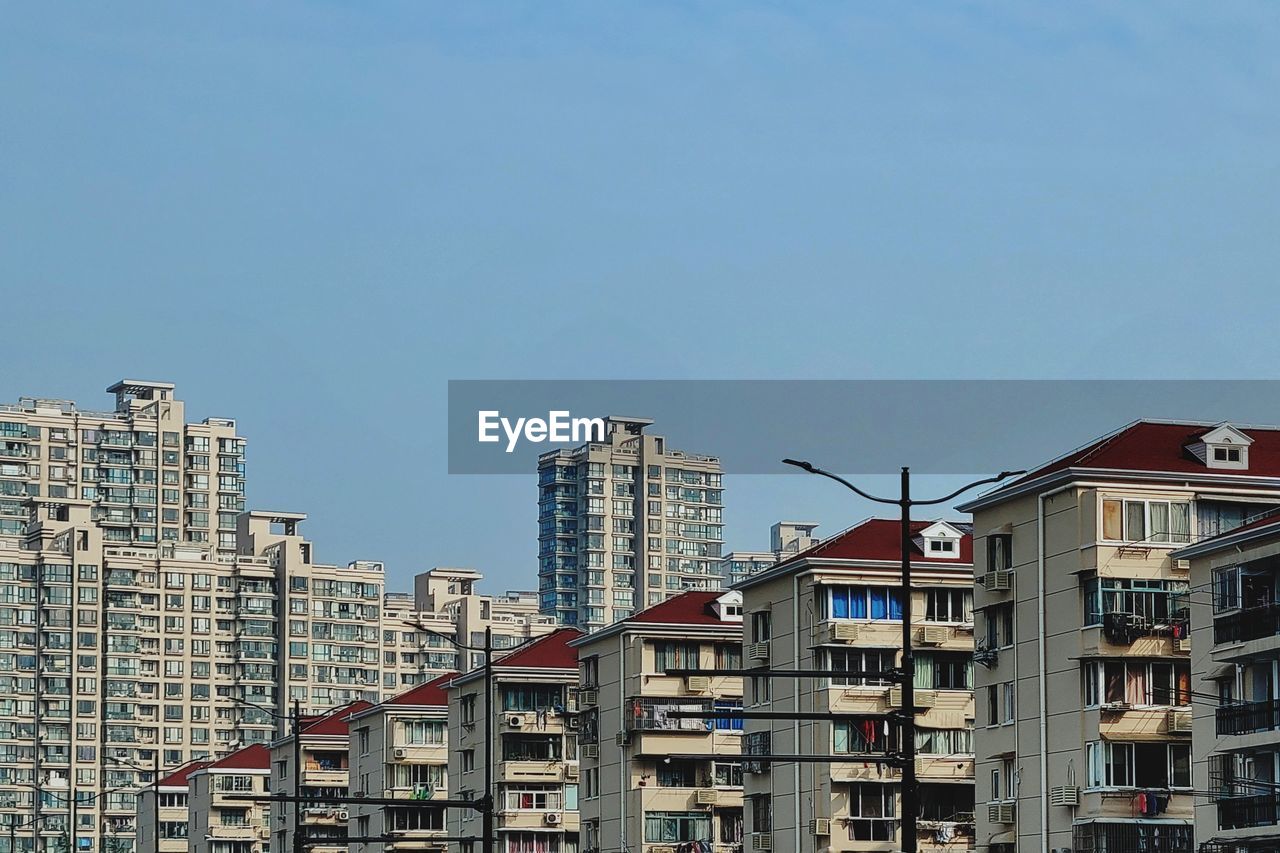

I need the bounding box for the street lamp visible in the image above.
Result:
[226,697,302,853]
[782,460,1023,853]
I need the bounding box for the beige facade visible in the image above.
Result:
[0,380,245,554]
[135,759,209,853]
[572,589,745,853]
[735,518,978,853]
[270,702,369,853]
[1176,517,1280,853]
[347,674,453,853]
[448,629,583,853]
[186,745,272,853]
[959,420,1280,853]
[537,417,724,630]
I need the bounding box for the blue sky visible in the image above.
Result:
[3,3,1279,592]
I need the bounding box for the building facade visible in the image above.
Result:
[186,744,272,853]
[959,420,1280,853]
[270,701,371,853]
[0,380,245,554]
[448,629,584,853]
[347,674,455,853]
[536,417,724,630]
[572,590,745,853]
[136,759,209,853]
[1175,513,1280,853]
[736,518,978,853]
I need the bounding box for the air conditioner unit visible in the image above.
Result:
[694,788,717,805]
[393,748,409,759]
[567,716,581,730]
[686,676,712,693]
[920,626,951,645]
[983,570,1013,592]
[748,642,769,663]
[916,689,937,709]
[1167,709,1193,734]
[579,690,599,707]
[888,687,904,707]
[507,715,524,728]
[565,765,580,780]
[751,833,772,851]
[1172,559,1190,571]
[615,731,630,747]
[582,744,599,759]
[830,623,860,642]
[987,803,1015,824]
[1049,785,1080,807]
[1176,637,1192,653]
[808,818,831,836]
[543,812,562,826]
[335,810,349,821]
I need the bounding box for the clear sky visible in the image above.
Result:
[3,3,1279,592]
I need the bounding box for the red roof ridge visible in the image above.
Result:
[157,759,211,789]
[385,671,458,707]
[206,742,271,771]
[494,627,582,670]
[300,700,375,736]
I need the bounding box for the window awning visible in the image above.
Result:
[1203,663,1237,680]
[988,830,1016,844]
[983,522,1014,537]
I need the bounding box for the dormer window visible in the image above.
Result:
[711,591,744,622]
[915,521,965,560]
[1190,423,1253,471]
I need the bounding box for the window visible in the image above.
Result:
[925,588,972,623]
[834,718,898,755]
[823,647,895,687]
[1086,741,1191,789]
[916,652,971,690]
[1082,660,1191,707]
[983,602,1014,649]
[714,643,742,669]
[824,585,903,621]
[1081,575,1190,626]
[750,611,771,643]
[1101,498,1191,544]
[847,783,896,841]
[402,720,446,745]
[645,812,711,843]
[501,685,562,712]
[653,641,700,673]
[749,794,771,833]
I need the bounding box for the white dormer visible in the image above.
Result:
[915,521,964,559]
[711,590,743,622]
[1189,423,1253,471]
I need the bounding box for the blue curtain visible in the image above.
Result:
[831,588,849,618]
[869,588,888,620]
[850,588,867,618]
[888,588,903,620]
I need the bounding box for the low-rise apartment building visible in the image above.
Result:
[137,759,209,853]
[736,518,978,853]
[958,420,1280,853]
[187,744,272,853]
[449,628,584,853]
[572,589,746,853]
[1175,512,1280,853]
[271,700,372,853]
[348,673,456,853]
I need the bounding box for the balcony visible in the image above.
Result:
[1218,793,1280,830]
[498,760,564,783]
[1216,698,1280,737]
[1215,603,1280,646]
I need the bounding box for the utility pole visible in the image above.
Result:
[481,627,494,853]
[292,699,303,853]
[783,459,1022,853]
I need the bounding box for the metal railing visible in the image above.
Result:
[1216,698,1280,736]
[1214,602,1280,645]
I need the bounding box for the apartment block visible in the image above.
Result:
[537,417,723,629]
[412,567,558,670]
[720,522,822,587]
[572,590,746,853]
[136,759,209,853]
[270,701,371,853]
[1175,513,1280,853]
[186,744,272,853]
[0,380,245,553]
[958,420,1280,853]
[736,518,978,853]
[347,673,455,852]
[448,628,584,853]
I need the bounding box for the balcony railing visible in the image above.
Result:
[1218,793,1280,830]
[1217,698,1280,736]
[1214,602,1280,646]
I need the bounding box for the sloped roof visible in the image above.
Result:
[385,671,457,707]
[157,759,211,789]
[207,743,271,771]
[300,700,374,737]
[788,518,973,565]
[494,627,582,670]
[621,590,733,626]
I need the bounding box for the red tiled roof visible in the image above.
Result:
[784,518,972,565]
[300,700,374,737]
[385,672,457,707]
[622,591,732,626]
[494,627,582,670]
[1015,421,1280,485]
[157,759,210,789]
[207,743,271,771]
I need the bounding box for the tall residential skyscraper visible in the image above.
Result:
[0,380,245,555]
[536,417,724,629]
